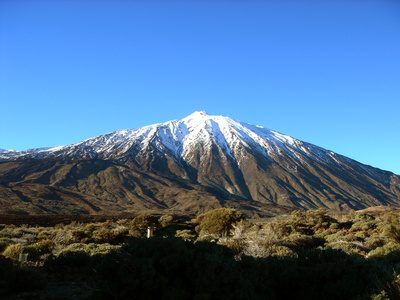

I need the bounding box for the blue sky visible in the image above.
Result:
[1,1,399,174]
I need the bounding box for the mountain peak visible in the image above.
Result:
[2,112,399,215]
[0,149,15,154]
[183,110,210,120]
[0,112,303,161]
[180,111,237,127]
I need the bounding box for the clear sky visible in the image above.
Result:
[1,1,399,174]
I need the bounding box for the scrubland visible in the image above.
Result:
[2,208,400,299]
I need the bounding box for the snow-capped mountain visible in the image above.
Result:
[0,111,348,164]
[0,111,399,216]
[0,149,15,155]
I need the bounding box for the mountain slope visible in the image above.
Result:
[1,111,399,215]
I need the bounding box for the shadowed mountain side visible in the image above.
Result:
[0,153,398,216]
[0,159,290,216]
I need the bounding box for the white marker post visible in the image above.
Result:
[147,226,154,238]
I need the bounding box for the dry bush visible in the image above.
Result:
[92,225,128,243]
[112,225,129,236]
[175,230,196,241]
[37,228,54,240]
[0,226,24,239]
[52,229,83,247]
[243,241,297,259]
[159,215,174,228]
[228,221,285,258]
[2,243,23,260]
[92,227,115,242]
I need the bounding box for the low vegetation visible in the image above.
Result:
[2,208,400,299]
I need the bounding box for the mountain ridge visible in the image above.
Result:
[1,111,399,216]
[1,111,397,176]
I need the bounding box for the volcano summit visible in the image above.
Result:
[1,112,399,216]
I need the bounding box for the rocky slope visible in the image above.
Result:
[1,111,399,216]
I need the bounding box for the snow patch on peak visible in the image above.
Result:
[1,111,338,166]
[270,131,298,146]
[184,110,209,119]
[0,149,15,153]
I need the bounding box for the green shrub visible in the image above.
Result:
[289,209,338,234]
[379,213,400,243]
[283,234,325,250]
[268,245,298,259]
[350,219,377,233]
[326,241,367,256]
[367,242,400,259]
[365,236,385,250]
[329,222,340,230]
[58,243,120,256]
[194,208,244,237]
[25,240,53,261]
[126,214,159,237]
